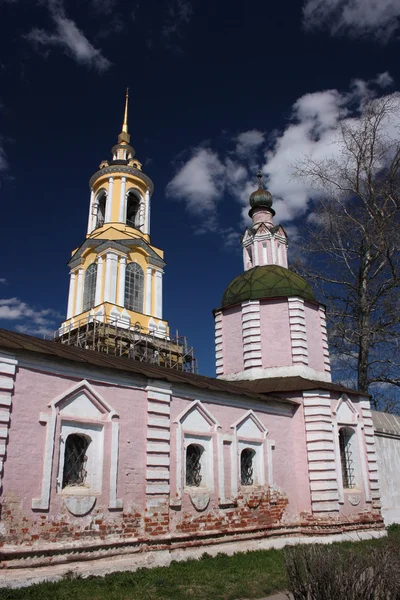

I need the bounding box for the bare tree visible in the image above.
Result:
[293,96,400,411]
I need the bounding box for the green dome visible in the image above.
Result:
[221,265,316,308]
[249,171,273,210]
[249,187,273,209]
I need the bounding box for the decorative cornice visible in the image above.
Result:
[89,165,154,194]
[68,237,165,269]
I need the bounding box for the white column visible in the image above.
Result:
[105,177,114,223]
[254,241,259,266]
[104,253,118,304]
[118,176,127,223]
[117,256,127,306]
[145,267,153,314]
[66,271,77,319]
[87,190,95,234]
[144,189,150,235]
[75,268,84,316]
[154,269,163,319]
[94,256,104,306]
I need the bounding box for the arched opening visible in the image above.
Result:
[339,427,356,489]
[124,262,144,313]
[186,443,203,487]
[62,433,91,488]
[83,263,97,312]
[240,448,255,486]
[126,191,141,229]
[96,191,107,228]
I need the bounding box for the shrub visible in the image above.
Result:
[284,540,400,600]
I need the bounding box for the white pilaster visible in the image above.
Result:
[117,256,127,306]
[154,269,163,319]
[0,352,17,494]
[105,177,114,223]
[118,176,126,223]
[144,189,150,235]
[214,310,224,376]
[304,390,339,514]
[94,256,104,306]
[66,271,77,319]
[241,300,262,370]
[104,253,118,304]
[145,267,153,315]
[146,381,172,501]
[87,189,95,234]
[75,268,84,316]
[288,297,308,366]
[254,240,260,266]
[319,306,331,378]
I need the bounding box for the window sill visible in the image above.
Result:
[61,486,100,497]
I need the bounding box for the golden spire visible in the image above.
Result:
[118,88,131,144]
[122,87,129,134]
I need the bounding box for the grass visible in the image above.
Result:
[3,526,400,600]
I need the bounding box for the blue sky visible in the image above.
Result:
[1,0,400,376]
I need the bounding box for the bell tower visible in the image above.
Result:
[58,92,196,371]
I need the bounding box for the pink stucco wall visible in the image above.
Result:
[221,306,244,375]
[304,302,325,372]
[3,366,148,521]
[260,299,292,369]
[170,394,311,517]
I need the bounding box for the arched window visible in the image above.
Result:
[124,263,144,313]
[126,192,141,229]
[62,434,90,488]
[241,448,255,486]
[83,263,97,312]
[339,428,355,489]
[96,191,107,228]
[186,444,203,487]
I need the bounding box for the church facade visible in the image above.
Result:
[0,97,391,585]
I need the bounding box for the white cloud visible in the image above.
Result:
[166,75,398,238]
[162,0,193,43]
[26,0,111,72]
[235,130,265,159]
[0,297,61,337]
[166,148,226,229]
[263,74,400,222]
[90,0,119,15]
[303,0,400,43]
[0,279,7,285]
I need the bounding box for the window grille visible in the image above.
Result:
[186,444,202,487]
[124,262,144,313]
[241,448,255,486]
[82,263,97,312]
[339,428,355,489]
[62,434,90,488]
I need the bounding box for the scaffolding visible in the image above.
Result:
[49,316,198,373]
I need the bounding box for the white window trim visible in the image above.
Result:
[173,400,220,506]
[184,433,214,492]
[332,394,370,504]
[57,421,104,495]
[32,380,122,511]
[230,410,274,497]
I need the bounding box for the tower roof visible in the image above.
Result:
[220,265,316,308]
[249,171,273,212]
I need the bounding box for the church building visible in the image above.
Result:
[0,96,395,586]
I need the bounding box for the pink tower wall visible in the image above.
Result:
[304,302,325,373]
[260,299,292,369]
[221,306,244,374]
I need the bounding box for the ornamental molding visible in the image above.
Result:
[89,165,154,193]
[68,237,165,269]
